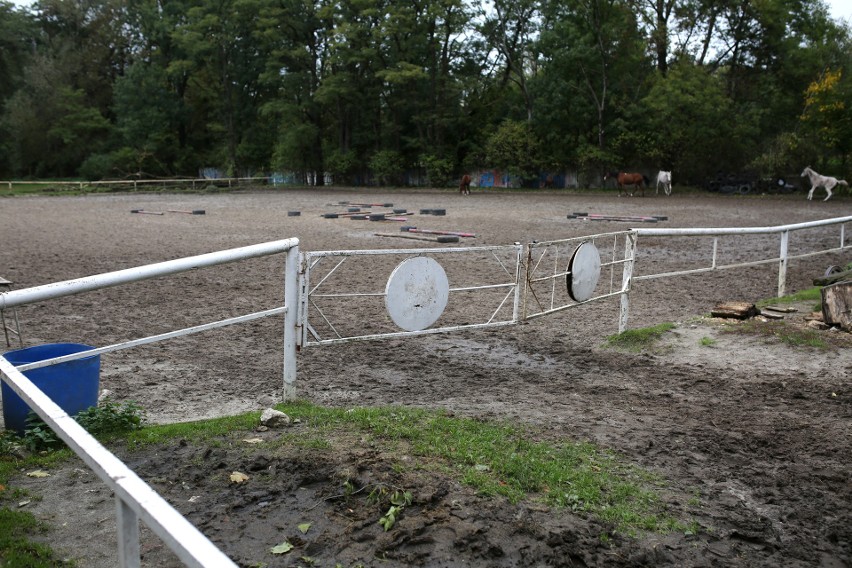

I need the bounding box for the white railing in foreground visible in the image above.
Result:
[620,215,852,331]
[0,238,300,567]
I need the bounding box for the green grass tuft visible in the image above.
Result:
[606,322,676,352]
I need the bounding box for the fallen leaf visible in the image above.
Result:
[18,500,31,507]
[270,541,293,554]
[242,438,264,444]
[229,471,249,484]
[26,470,50,478]
[298,522,311,534]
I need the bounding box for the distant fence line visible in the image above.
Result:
[1,176,273,191]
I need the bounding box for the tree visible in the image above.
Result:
[799,68,852,169]
[485,119,541,183]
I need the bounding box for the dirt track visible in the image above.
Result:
[2,188,851,567]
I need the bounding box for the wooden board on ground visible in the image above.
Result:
[374,232,459,243]
[711,301,758,319]
[821,281,852,331]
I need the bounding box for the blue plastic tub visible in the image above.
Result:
[2,343,100,435]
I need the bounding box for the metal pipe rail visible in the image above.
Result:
[0,238,301,567]
[619,215,852,331]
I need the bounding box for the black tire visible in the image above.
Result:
[825,265,842,277]
[393,208,406,214]
[652,216,668,221]
[323,213,339,219]
[431,209,446,216]
[436,236,460,243]
[192,210,206,215]
[287,211,301,216]
[420,209,433,215]
[383,203,394,207]
[566,215,577,219]
[738,184,751,195]
[400,226,414,231]
[573,212,588,217]
[369,214,386,221]
[347,207,361,212]
[350,215,367,220]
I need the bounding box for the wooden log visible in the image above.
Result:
[821,281,852,331]
[405,228,476,237]
[813,268,852,286]
[711,301,758,319]
[374,232,459,243]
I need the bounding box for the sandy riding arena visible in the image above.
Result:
[2,188,850,567]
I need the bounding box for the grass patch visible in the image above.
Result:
[3,401,693,557]
[723,320,829,349]
[257,403,690,534]
[605,322,676,352]
[699,336,716,347]
[755,287,822,309]
[267,402,689,535]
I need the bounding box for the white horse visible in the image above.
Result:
[656,170,672,196]
[801,166,847,201]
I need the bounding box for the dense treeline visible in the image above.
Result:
[0,0,849,186]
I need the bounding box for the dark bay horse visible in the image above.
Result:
[604,171,649,197]
[459,174,471,195]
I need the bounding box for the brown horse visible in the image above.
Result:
[459,174,471,195]
[604,171,649,197]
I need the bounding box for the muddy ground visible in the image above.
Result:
[2,188,851,567]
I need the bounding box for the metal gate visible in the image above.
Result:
[523,231,636,330]
[299,243,523,346]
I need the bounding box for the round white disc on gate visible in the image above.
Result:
[567,241,601,302]
[385,257,449,331]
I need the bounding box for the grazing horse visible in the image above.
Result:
[656,170,672,196]
[459,174,471,195]
[801,166,847,201]
[604,171,648,197]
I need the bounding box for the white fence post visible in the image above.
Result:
[116,499,141,568]
[618,232,637,333]
[778,230,789,298]
[282,242,300,400]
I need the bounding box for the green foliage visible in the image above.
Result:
[0,0,850,182]
[485,120,542,182]
[0,507,60,567]
[699,336,717,347]
[272,403,688,534]
[368,150,405,186]
[419,154,454,187]
[21,401,147,452]
[606,323,677,352]
[725,320,829,349]
[755,287,822,308]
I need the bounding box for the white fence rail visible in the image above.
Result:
[0,238,300,568]
[621,215,852,331]
[1,214,850,566]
